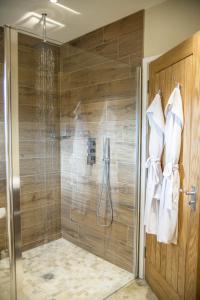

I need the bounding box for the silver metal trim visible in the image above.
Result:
[134,65,142,277]
[7,25,63,46]
[4,26,22,300]
[4,25,15,300]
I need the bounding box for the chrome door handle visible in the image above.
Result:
[179,186,196,210]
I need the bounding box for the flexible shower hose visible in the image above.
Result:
[97,138,113,227]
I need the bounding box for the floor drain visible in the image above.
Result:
[43,272,55,280]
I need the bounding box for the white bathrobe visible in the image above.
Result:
[158,86,183,244]
[144,93,165,235]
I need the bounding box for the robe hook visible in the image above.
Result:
[157,89,162,96]
[173,77,181,89]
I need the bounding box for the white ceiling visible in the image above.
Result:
[0,0,166,44]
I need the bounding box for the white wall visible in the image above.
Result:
[144,0,200,57]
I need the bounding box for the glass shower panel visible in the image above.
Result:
[18,33,61,252]
[0,26,11,300]
[59,12,143,274]
[18,32,61,299]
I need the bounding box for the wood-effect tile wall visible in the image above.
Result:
[60,11,144,272]
[0,11,144,271]
[18,34,61,250]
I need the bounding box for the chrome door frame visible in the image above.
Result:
[134,65,142,277]
[4,26,22,300]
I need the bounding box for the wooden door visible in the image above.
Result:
[145,32,200,300]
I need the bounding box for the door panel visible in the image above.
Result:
[185,33,200,300]
[146,33,200,300]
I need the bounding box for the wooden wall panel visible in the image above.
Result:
[60,11,144,272]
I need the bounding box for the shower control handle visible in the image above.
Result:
[179,186,196,210]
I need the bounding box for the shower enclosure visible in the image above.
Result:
[0,10,143,299]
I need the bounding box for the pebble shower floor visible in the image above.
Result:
[0,238,134,300]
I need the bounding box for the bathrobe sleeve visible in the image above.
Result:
[158,86,183,244]
[144,93,165,235]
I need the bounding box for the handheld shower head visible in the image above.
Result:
[103,137,110,162]
[97,137,113,227]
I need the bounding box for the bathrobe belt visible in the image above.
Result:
[145,157,161,184]
[162,162,179,210]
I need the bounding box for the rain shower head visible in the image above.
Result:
[12,11,64,47]
[33,13,59,49]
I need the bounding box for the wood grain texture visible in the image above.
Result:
[146,262,181,300]
[184,32,200,300]
[146,31,200,300]
[60,11,144,272]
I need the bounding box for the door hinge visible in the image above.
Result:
[147,80,150,94]
[144,246,147,259]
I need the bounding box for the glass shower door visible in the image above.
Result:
[2,25,61,300]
